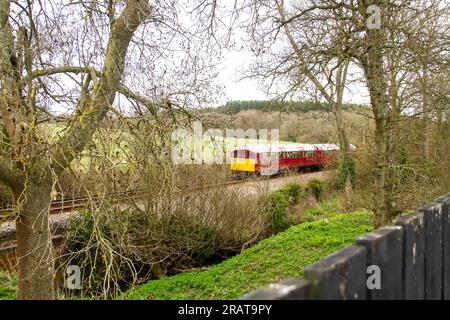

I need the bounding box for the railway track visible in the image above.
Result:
[0,168,325,217]
[0,176,248,216]
[0,169,328,250]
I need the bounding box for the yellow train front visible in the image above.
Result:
[230,148,257,172]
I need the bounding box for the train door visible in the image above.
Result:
[314,146,324,165]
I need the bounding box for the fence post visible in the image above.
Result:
[241,278,311,300]
[395,212,425,299]
[356,226,403,299]
[419,202,444,300]
[434,194,450,300]
[304,245,366,300]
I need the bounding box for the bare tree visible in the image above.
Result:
[0,0,222,299]
[353,0,448,224]
[0,0,151,299]
[240,0,449,226]
[240,0,358,188]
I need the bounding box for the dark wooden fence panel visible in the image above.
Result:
[419,202,444,300]
[240,193,450,300]
[434,194,450,300]
[241,278,311,300]
[304,245,366,300]
[395,211,426,300]
[355,226,403,299]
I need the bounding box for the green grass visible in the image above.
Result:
[123,211,373,300]
[0,271,17,300]
[300,198,344,222]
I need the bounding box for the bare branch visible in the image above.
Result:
[51,0,150,173]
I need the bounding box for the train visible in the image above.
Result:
[230,143,340,175]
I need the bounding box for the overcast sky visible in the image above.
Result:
[217,46,371,105]
[214,0,372,106]
[46,0,372,114]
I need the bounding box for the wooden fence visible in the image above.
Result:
[242,193,450,300]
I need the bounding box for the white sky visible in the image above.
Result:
[42,0,372,114]
[218,47,371,105]
[218,48,268,101]
[214,0,372,106]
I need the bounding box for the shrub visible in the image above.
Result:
[267,189,292,233]
[62,182,269,299]
[338,156,356,188]
[64,207,222,298]
[281,183,305,204]
[308,178,325,201]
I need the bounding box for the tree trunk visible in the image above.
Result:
[385,65,401,216]
[333,101,353,188]
[14,183,55,300]
[373,121,390,228]
[422,65,430,163]
[360,1,392,228]
[334,59,353,189]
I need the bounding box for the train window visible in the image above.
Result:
[248,151,255,159]
[233,150,238,157]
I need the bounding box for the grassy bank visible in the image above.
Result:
[123,210,373,300]
[0,272,17,300]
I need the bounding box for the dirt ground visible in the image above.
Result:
[231,170,332,196]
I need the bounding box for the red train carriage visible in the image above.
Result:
[230,143,340,175]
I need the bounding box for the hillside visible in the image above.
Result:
[200,107,373,147]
